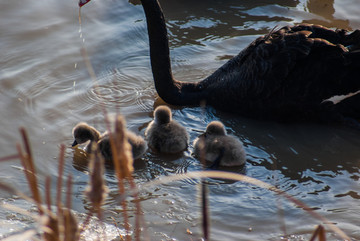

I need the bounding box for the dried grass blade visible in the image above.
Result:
[0,154,20,162]
[63,208,80,241]
[138,171,350,240]
[309,225,327,241]
[45,176,52,211]
[56,144,66,212]
[42,213,60,241]
[66,175,73,210]
[18,128,43,214]
[200,181,209,241]
[1,229,37,241]
[84,143,109,217]
[110,115,134,240]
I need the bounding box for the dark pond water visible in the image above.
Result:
[0,0,359,240]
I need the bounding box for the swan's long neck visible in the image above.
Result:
[140,0,203,105]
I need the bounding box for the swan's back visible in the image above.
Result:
[140,0,360,123]
[202,24,360,120]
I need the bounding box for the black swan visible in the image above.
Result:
[72,122,147,160]
[145,105,189,153]
[193,121,246,167]
[140,0,360,123]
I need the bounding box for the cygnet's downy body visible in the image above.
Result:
[99,131,147,160]
[193,121,246,167]
[145,105,189,153]
[72,122,147,160]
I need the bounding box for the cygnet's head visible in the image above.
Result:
[154,105,172,124]
[205,121,226,136]
[72,122,101,146]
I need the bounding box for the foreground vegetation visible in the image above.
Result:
[0,126,351,241]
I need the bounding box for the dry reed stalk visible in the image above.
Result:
[41,180,61,241]
[46,144,65,241]
[113,115,134,180]
[63,208,80,241]
[0,182,19,196]
[77,46,107,237]
[62,172,80,241]
[18,128,43,215]
[309,225,326,241]
[134,171,351,240]
[197,133,210,241]
[79,0,92,8]
[56,144,66,212]
[200,181,209,241]
[42,147,80,241]
[42,212,60,241]
[84,143,109,218]
[110,217,126,241]
[66,175,73,211]
[0,153,20,162]
[79,7,144,238]
[109,115,134,240]
[41,208,79,241]
[1,130,82,241]
[45,176,52,211]
[78,209,93,236]
[84,143,109,241]
[277,197,288,239]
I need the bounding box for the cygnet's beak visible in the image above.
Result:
[192,129,206,138]
[199,132,207,138]
[192,129,204,134]
[71,140,78,147]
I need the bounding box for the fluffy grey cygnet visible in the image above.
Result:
[72,122,147,160]
[72,122,102,153]
[145,105,189,153]
[193,121,246,167]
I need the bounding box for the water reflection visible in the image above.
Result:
[129,0,354,50]
[129,0,300,47]
[213,111,360,184]
[305,0,350,29]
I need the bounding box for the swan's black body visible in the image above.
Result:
[140,0,360,123]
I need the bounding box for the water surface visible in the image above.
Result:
[0,0,360,240]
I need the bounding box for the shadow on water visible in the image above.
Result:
[211,109,360,183]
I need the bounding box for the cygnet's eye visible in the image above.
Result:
[197,83,203,91]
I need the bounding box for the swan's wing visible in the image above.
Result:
[235,27,346,98]
[205,24,359,100]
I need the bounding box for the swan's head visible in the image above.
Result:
[154,105,172,124]
[205,121,226,136]
[72,122,101,147]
